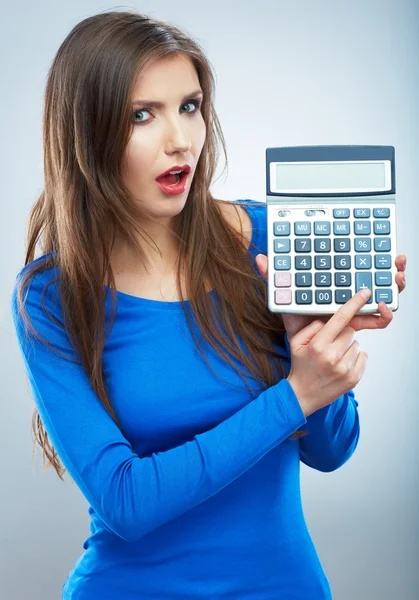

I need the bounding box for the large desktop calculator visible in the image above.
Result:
[266,145,398,315]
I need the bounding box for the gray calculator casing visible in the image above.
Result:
[266,145,398,315]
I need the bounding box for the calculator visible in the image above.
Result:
[266,145,398,315]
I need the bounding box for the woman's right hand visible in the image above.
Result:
[286,288,373,418]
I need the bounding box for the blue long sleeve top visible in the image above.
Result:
[10,199,360,600]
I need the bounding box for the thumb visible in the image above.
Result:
[255,254,268,280]
[290,318,325,351]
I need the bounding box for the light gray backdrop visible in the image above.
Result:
[1,1,418,599]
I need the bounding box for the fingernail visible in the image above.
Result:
[361,288,371,299]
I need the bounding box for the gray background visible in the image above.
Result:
[1,1,418,598]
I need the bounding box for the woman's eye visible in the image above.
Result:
[132,100,201,125]
[133,108,152,124]
[183,100,201,113]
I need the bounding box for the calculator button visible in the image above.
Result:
[376,289,393,304]
[373,208,390,218]
[375,254,391,269]
[355,273,373,304]
[315,272,331,286]
[295,238,311,252]
[354,221,371,235]
[334,221,350,235]
[354,208,371,218]
[374,237,391,252]
[333,208,350,218]
[296,290,313,304]
[334,238,351,252]
[274,256,291,270]
[274,221,290,236]
[355,238,371,252]
[315,290,333,304]
[315,256,332,269]
[296,273,312,287]
[335,273,352,286]
[374,220,390,235]
[275,289,292,305]
[270,204,394,310]
[314,238,331,252]
[334,256,351,269]
[355,255,372,269]
[314,221,331,235]
[296,256,312,270]
[375,272,392,286]
[295,222,311,235]
[274,272,291,287]
[274,238,291,253]
[335,289,353,303]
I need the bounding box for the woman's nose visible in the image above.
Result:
[165,121,192,154]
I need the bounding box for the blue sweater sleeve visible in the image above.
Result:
[241,199,361,473]
[10,273,307,543]
[284,333,360,472]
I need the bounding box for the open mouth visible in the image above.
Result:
[157,171,185,186]
[155,170,190,195]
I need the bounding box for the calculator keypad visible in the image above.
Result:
[271,205,395,309]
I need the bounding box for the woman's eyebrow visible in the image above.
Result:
[131,90,203,108]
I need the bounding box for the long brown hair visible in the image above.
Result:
[14,9,307,481]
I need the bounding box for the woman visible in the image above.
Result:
[10,10,407,600]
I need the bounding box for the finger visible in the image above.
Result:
[344,341,368,382]
[395,254,407,271]
[333,324,357,354]
[348,301,394,331]
[314,288,372,344]
[290,318,325,348]
[338,335,360,369]
[255,254,268,280]
[396,271,406,293]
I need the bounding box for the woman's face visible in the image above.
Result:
[121,54,206,221]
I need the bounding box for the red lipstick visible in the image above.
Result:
[156,164,191,179]
[155,164,192,196]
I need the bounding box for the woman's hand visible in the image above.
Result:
[286,289,373,418]
[255,253,407,341]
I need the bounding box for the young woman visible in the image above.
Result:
[10,10,407,600]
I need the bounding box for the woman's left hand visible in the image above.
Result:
[255,254,407,341]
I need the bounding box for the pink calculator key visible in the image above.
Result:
[274,272,291,287]
[275,289,292,305]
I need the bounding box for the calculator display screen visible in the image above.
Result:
[273,160,391,194]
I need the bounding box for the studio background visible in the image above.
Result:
[1,1,417,598]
